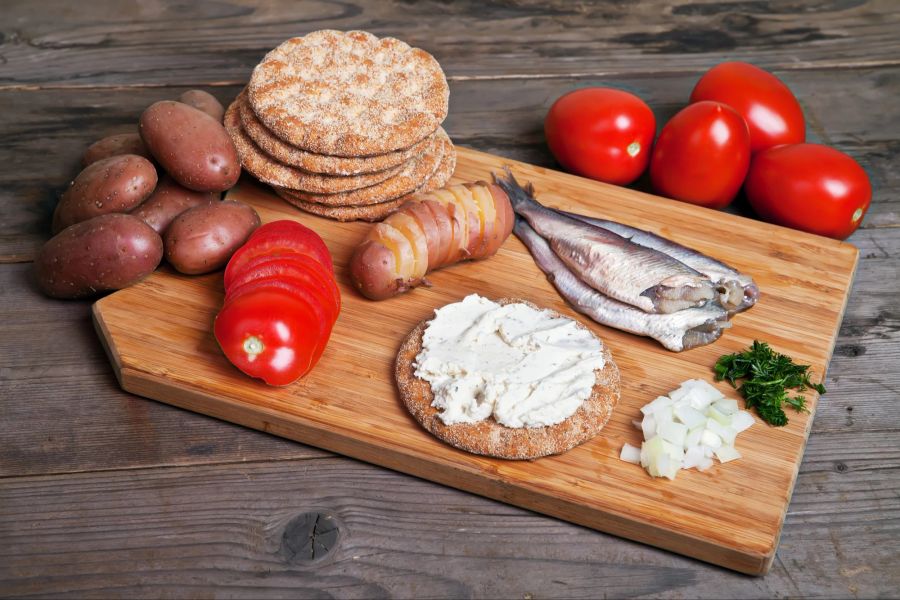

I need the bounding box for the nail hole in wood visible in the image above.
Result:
[280,511,340,564]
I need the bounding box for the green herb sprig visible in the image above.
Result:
[714,341,826,426]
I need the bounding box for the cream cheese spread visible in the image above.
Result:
[413,294,605,428]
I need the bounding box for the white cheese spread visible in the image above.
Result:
[413,294,605,428]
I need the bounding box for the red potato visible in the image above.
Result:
[177,89,225,122]
[350,180,514,300]
[35,213,163,299]
[131,175,220,235]
[82,133,152,167]
[164,200,260,274]
[53,154,158,234]
[140,100,239,192]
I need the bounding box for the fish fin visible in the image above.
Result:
[492,167,537,211]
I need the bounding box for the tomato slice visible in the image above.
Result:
[224,275,335,364]
[214,289,321,386]
[226,257,340,323]
[225,252,341,309]
[225,220,334,287]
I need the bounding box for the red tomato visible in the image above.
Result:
[544,87,656,185]
[225,253,341,309]
[745,144,871,240]
[649,101,751,208]
[224,220,333,288]
[690,62,805,154]
[227,263,339,325]
[214,289,321,386]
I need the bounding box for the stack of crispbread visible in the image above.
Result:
[225,30,456,222]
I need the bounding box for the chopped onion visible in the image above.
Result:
[620,378,753,479]
[620,443,642,464]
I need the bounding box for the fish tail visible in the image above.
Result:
[493,167,538,211]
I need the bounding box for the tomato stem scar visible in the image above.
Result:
[627,141,641,157]
[243,335,264,360]
[851,208,863,223]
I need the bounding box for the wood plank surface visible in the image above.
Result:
[1,0,897,87]
[2,0,898,595]
[92,149,857,575]
[2,446,897,598]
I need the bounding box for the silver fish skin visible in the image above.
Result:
[562,211,759,315]
[515,218,730,351]
[494,170,717,314]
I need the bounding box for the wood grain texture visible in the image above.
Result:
[1,447,896,598]
[4,67,899,263]
[92,149,858,574]
[1,0,898,87]
[0,263,329,479]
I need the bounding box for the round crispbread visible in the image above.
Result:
[273,144,456,222]
[277,127,454,207]
[238,90,431,176]
[225,98,405,193]
[247,30,449,157]
[395,298,620,460]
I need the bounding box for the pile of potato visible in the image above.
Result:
[36,90,261,299]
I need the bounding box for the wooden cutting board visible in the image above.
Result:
[93,147,858,575]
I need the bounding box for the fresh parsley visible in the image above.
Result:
[714,341,826,427]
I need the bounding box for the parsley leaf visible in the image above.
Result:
[714,341,826,427]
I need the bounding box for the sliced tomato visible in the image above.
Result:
[224,220,334,288]
[226,257,339,322]
[214,289,321,386]
[225,252,340,307]
[225,276,335,364]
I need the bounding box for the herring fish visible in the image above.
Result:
[515,218,730,351]
[494,170,717,314]
[561,211,759,315]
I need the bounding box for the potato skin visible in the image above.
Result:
[36,213,163,299]
[177,90,225,122]
[349,240,403,301]
[164,200,260,275]
[53,154,158,234]
[140,100,240,192]
[82,133,152,167]
[131,175,220,235]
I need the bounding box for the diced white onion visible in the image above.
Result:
[620,443,642,464]
[620,378,754,479]
[641,414,657,440]
[640,395,673,415]
[659,420,688,447]
[714,398,739,415]
[674,405,707,429]
[714,445,742,463]
[732,410,756,433]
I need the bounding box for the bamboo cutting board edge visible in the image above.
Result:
[92,147,859,576]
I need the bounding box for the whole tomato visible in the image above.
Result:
[649,101,751,208]
[215,289,321,386]
[544,87,656,185]
[745,144,871,240]
[690,61,805,154]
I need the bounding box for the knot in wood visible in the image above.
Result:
[279,511,341,564]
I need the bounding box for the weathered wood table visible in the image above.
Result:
[1,1,897,597]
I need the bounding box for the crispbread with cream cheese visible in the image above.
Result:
[247,30,449,157]
[395,298,620,460]
[238,90,431,176]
